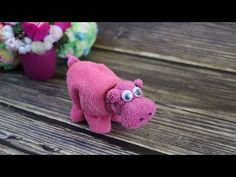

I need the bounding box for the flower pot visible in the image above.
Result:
[20,48,56,81]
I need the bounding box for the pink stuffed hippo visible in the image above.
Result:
[67,54,157,134]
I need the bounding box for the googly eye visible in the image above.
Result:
[133,87,142,97]
[122,90,133,101]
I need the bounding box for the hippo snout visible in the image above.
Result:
[121,97,156,129]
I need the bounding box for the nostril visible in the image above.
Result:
[139,118,144,121]
[149,112,152,116]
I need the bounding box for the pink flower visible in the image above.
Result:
[54,22,71,32]
[23,22,50,41]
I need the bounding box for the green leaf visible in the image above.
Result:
[13,23,23,37]
[58,34,69,44]
[0,43,6,49]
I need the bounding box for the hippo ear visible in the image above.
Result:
[134,79,143,88]
[106,89,120,103]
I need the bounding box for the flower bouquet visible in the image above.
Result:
[0,22,98,80]
[0,22,19,70]
[0,22,70,80]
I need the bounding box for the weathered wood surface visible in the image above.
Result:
[96,22,236,73]
[0,144,26,155]
[0,102,138,155]
[1,22,236,155]
[0,48,236,154]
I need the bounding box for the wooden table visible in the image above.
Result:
[0,22,236,155]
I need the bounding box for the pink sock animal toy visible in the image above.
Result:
[67,54,157,134]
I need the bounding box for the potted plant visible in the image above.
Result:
[1,22,70,80]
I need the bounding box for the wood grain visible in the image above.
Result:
[96,22,236,73]
[0,144,26,155]
[0,102,137,155]
[0,49,236,154]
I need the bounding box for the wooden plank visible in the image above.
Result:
[0,78,235,155]
[96,22,236,73]
[0,102,137,155]
[0,49,236,154]
[0,144,26,155]
[0,149,7,155]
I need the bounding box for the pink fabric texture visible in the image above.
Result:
[67,54,157,134]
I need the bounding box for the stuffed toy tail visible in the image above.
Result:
[67,53,80,68]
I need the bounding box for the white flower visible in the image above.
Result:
[18,43,31,54]
[25,44,31,52]
[5,38,19,50]
[44,41,53,50]
[18,40,25,47]
[3,31,14,40]
[31,41,47,55]
[2,25,13,32]
[15,40,22,49]
[44,35,55,43]
[24,37,32,44]
[49,25,63,40]
[19,46,28,54]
